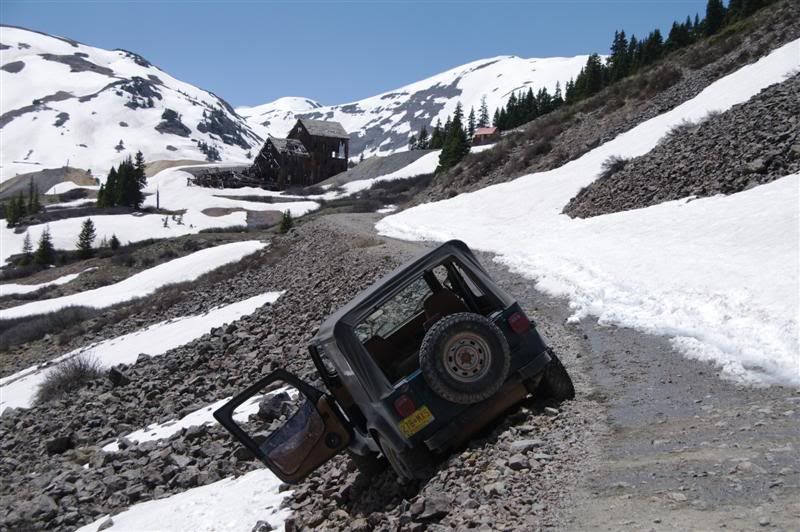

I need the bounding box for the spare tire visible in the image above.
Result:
[419,312,511,404]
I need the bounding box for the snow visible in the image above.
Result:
[44,182,100,195]
[239,55,590,159]
[0,291,282,413]
[0,267,94,296]
[142,164,319,215]
[0,210,248,266]
[76,468,291,532]
[0,241,267,319]
[101,388,289,452]
[378,39,800,388]
[0,26,261,182]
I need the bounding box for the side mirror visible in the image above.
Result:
[213,369,351,483]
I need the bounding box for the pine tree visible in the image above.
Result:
[408,134,418,150]
[429,119,445,149]
[103,167,119,208]
[478,96,490,128]
[76,218,96,259]
[27,179,41,214]
[97,183,106,208]
[280,210,294,233]
[607,30,630,81]
[21,231,33,265]
[705,0,726,36]
[133,150,147,208]
[417,126,429,149]
[109,234,121,250]
[467,107,476,139]
[437,104,469,173]
[34,227,56,266]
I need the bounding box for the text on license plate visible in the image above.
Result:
[398,406,434,437]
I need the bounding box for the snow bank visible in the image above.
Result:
[44,182,100,195]
[0,292,281,413]
[0,241,266,319]
[0,268,94,296]
[102,387,292,452]
[378,39,800,387]
[76,468,290,532]
[0,210,248,266]
[143,165,319,215]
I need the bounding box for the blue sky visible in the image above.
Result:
[1,1,709,107]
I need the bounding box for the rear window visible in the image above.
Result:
[354,276,431,342]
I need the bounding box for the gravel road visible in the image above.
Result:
[288,212,800,531]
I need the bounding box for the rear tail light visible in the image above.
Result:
[508,312,530,334]
[394,394,416,418]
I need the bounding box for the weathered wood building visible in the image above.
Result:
[251,137,310,189]
[472,126,500,145]
[251,118,349,188]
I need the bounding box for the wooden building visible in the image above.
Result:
[472,126,500,146]
[252,137,310,189]
[251,118,349,189]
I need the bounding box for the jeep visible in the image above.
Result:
[214,240,574,483]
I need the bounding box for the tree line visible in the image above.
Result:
[496,0,776,128]
[2,179,42,227]
[16,219,120,268]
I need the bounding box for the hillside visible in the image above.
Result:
[237,55,591,158]
[0,25,261,183]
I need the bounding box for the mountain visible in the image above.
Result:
[0,24,590,182]
[0,25,262,183]
[237,55,591,159]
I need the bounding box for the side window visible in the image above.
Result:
[454,263,485,298]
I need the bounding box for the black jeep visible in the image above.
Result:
[214,240,574,483]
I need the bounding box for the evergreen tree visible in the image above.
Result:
[607,30,630,81]
[97,183,106,208]
[27,179,41,214]
[437,104,469,173]
[467,107,476,139]
[280,210,294,233]
[417,126,429,149]
[552,82,564,109]
[429,118,445,149]
[492,109,500,128]
[103,167,119,207]
[76,218,96,259]
[21,231,33,265]
[408,134,418,150]
[705,0,726,35]
[109,234,121,250]
[34,227,56,266]
[478,96,490,128]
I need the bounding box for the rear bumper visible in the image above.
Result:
[423,352,552,453]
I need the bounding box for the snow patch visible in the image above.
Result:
[0,241,267,319]
[0,292,282,413]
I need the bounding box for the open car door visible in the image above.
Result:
[213,369,351,484]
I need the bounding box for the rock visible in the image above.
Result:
[98,517,114,531]
[543,406,560,416]
[258,392,291,421]
[418,494,450,521]
[46,435,74,455]
[758,517,770,527]
[508,439,544,454]
[108,367,131,387]
[251,520,274,532]
[507,454,530,471]
[184,424,207,441]
[745,158,767,174]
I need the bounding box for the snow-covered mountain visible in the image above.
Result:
[237,55,591,159]
[1,24,590,182]
[0,25,261,182]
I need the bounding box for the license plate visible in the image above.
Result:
[398,406,434,437]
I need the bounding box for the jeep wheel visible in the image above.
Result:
[539,349,575,400]
[419,312,511,405]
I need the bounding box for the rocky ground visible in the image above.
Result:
[415,0,799,206]
[1,213,797,531]
[564,74,800,218]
